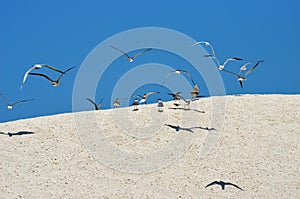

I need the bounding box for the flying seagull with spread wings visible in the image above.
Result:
[111,45,152,63]
[222,60,264,88]
[163,69,195,86]
[0,93,33,110]
[193,41,243,70]
[29,66,76,87]
[21,64,64,90]
[205,180,244,190]
[86,98,103,110]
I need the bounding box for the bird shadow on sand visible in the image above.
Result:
[0,131,35,137]
[168,107,205,113]
[165,124,216,133]
[205,180,244,191]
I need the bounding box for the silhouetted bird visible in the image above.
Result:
[86,98,103,110]
[0,93,33,110]
[205,180,244,190]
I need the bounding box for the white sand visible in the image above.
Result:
[0,94,299,198]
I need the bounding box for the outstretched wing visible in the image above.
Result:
[222,68,240,78]
[111,45,130,58]
[145,91,159,98]
[21,66,35,90]
[86,98,98,110]
[177,95,190,104]
[205,181,219,188]
[133,48,152,59]
[226,182,244,191]
[41,64,64,73]
[97,98,104,109]
[11,99,33,107]
[29,73,55,82]
[244,61,263,77]
[223,57,243,66]
[192,41,216,57]
[0,93,9,105]
[205,54,221,67]
[181,70,196,85]
[57,67,76,82]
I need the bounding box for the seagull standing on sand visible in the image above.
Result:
[110,45,152,63]
[190,85,200,98]
[113,98,120,108]
[222,61,264,88]
[28,67,76,87]
[157,98,164,112]
[132,98,139,111]
[0,93,33,110]
[86,98,103,110]
[163,69,195,86]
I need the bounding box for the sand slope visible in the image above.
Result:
[0,94,299,198]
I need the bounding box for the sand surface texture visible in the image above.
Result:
[0,94,299,198]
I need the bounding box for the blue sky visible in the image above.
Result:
[0,0,299,122]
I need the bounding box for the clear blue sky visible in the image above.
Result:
[0,0,299,122]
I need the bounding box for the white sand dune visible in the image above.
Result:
[0,94,299,198]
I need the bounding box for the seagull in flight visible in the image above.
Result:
[192,41,216,58]
[205,180,244,190]
[192,41,243,70]
[222,61,264,88]
[163,69,195,86]
[86,98,103,110]
[21,64,64,90]
[0,93,33,110]
[28,66,76,87]
[205,54,243,70]
[132,91,159,104]
[111,45,152,63]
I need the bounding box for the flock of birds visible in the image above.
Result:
[0,41,263,113]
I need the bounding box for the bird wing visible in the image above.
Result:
[29,72,55,82]
[86,98,98,110]
[225,182,244,190]
[205,54,221,66]
[238,62,252,76]
[145,91,159,99]
[21,66,35,90]
[222,68,240,78]
[133,48,152,59]
[205,181,219,188]
[11,99,33,107]
[97,98,104,109]
[110,45,130,58]
[181,70,196,85]
[192,41,216,57]
[131,94,143,99]
[57,66,76,82]
[223,57,243,66]
[41,64,64,73]
[244,61,263,77]
[0,93,9,105]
